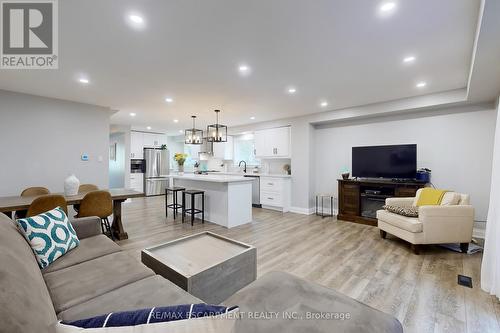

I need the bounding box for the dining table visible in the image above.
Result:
[0,188,143,240]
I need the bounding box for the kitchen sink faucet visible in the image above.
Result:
[238,160,247,173]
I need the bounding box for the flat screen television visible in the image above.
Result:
[352,144,417,179]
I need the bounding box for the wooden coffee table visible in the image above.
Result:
[141,231,257,304]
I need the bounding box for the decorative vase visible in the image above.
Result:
[341,172,350,180]
[178,164,184,176]
[64,174,80,196]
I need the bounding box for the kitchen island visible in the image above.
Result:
[170,174,253,228]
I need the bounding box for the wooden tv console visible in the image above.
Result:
[337,179,427,226]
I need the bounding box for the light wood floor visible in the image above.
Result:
[117,196,500,333]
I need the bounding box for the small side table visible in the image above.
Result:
[316,194,335,218]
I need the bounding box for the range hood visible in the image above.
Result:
[198,137,213,159]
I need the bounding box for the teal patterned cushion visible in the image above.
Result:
[16,207,80,269]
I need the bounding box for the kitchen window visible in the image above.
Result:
[233,134,260,166]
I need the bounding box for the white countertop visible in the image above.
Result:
[169,174,253,183]
[207,171,292,178]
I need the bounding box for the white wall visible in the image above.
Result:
[0,90,111,195]
[314,107,497,221]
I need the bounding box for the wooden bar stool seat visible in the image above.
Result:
[166,186,185,219]
[182,190,205,226]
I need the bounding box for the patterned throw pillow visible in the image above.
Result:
[16,207,79,269]
[383,205,419,217]
[55,304,239,332]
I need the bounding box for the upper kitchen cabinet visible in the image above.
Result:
[131,132,168,159]
[130,131,144,159]
[213,136,234,160]
[143,133,165,147]
[254,127,290,158]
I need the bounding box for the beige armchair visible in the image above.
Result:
[376,189,474,254]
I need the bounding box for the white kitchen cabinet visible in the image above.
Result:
[130,131,144,159]
[142,133,156,147]
[254,127,290,158]
[270,127,290,157]
[254,130,271,157]
[131,132,168,159]
[142,133,166,148]
[158,134,168,147]
[213,136,234,160]
[129,173,144,192]
[260,176,291,212]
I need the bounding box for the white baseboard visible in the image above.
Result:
[289,206,315,215]
[473,227,485,239]
[473,221,486,239]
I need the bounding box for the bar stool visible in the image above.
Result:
[182,190,205,226]
[165,186,185,219]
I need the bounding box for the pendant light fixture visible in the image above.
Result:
[207,109,227,142]
[184,115,203,145]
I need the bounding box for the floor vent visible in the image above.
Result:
[458,274,473,288]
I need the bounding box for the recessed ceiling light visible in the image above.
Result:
[287,87,297,94]
[416,82,427,88]
[173,119,179,123]
[320,101,329,108]
[165,97,173,103]
[129,15,144,24]
[78,78,89,84]
[380,2,396,12]
[250,116,255,120]
[403,56,416,63]
[238,64,251,75]
[129,112,136,117]
[179,130,183,133]
[146,126,152,130]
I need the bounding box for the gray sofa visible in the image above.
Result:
[0,213,403,333]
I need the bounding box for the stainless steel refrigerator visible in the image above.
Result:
[144,148,169,196]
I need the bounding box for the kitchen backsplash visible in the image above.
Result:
[198,157,291,175]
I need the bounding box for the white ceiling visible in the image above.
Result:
[0,0,482,133]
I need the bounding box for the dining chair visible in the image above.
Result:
[78,184,99,193]
[73,184,99,214]
[15,187,51,219]
[21,187,50,196]
[26,195,68,218]
[77,190,114,240]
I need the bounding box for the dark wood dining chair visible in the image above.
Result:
[15,187,51,219]
[26,195,67,218]
[77,190,114,240]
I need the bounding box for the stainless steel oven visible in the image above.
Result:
[130,159,145,173]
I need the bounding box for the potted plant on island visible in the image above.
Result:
[175,153,188,175]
